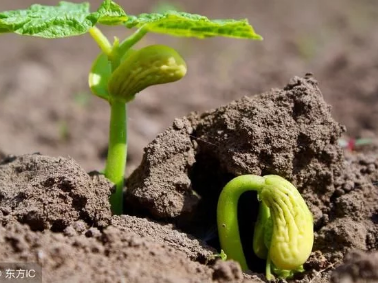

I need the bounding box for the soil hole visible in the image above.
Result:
[51,219,67,232]
[189,152,233,245]
[238,191,266,273]
[372,213,378,224]
[190,151,265,273]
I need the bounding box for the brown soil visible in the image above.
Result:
[0,154,112,230]
[125,76,345,227]
[0,154,263,283]
[1,76,377,282]
[331,250,378,283]
[125,76,378,282]
[1,0,378,282]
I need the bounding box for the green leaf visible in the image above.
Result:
[88,49,136,100]
[108,45,186,103]
[0,2,94,38]
[0,0,127,38]
[125,11,262,40]
[89,53,111,101]
[91,0,128,25]
[0,26,11,34]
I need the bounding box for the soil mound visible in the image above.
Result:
[125,76,345,231]
[0,154,112,231]
[331,250,378,283]
[125,75,378,279]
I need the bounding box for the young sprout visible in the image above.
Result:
[206,249,228,264]
[89,40,187,214]
[217,175,314,280]
[0,0,262,214]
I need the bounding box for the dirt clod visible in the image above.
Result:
[212,260,244,283]
[124,76,378,281]
[110,215,215,262]
[126,77,345,233]
[0,154,112,230]
[125,116,199,221]
[331,250,378,283]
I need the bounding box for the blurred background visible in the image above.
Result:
[0,0,377,173]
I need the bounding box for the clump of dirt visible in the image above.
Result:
[125,75,378,278]
[125,76,345,231]
[0,154,112,231]
[125,116,198,221]
[331,250,378,283]
[315,151,378,260]
[212,260,246,283]
[110,215,215,262]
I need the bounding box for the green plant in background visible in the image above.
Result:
[73,92,92,108]
[217,174,314,280]
[58,120,70,142]
[0,0,262,214]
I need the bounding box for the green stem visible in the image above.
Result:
[118,26,148,57]
[88,26,112,57]
[266,255,274,281]
[105,99,127,215]
[253,202,270,259]
[89,26,148,215]
[217,175,265,270]
[103,28,147,214]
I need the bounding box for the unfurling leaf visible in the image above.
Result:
[92,0,128,25]
[0,2,94,37]
[0,0,128,38]
[108,45,187,103]
[88,53,112,101]
[125,11,262,40]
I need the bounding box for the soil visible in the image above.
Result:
[1,75,378,282]
[0,154,263,283]
[331,250,378,283]
[0,0,378,282]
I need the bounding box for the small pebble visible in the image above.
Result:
[72,220,87,234]
[85,227,102,238]
[173,118,184,130]
[63,226,77,237]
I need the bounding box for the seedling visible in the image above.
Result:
[206,249,228,265]
[217,174,314,280]
[0,1,262,214]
